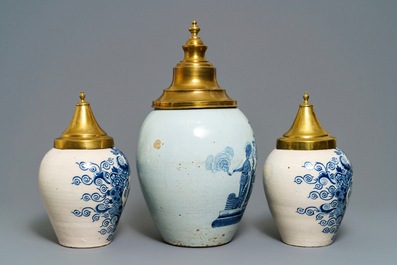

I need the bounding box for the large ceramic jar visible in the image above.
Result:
[39,92,130,248]
[136,21,256,247]
[263,92,353,247]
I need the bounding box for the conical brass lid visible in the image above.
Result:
[152,21,237,109]
[54,91,114,149]
[276,92,336,150]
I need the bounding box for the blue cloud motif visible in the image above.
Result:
[71,148,130,241]
[294,149,353,240]
[205,146,234,173]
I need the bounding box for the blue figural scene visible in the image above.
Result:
[206,142,256,228]
[294,149,353,240]
[71,148,130,241]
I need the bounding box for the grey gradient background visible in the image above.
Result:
[1,1,396,264]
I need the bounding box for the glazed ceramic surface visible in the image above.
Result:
[263,148,352,247]
[136,108,256,247]
[39,148,130,248]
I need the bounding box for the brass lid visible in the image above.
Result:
[54,91,114,149]
[152,21,237,109]
[276,92,336,150]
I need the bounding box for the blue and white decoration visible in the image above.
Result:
[206,142,256,228]
[294,149,353,239]
[71,148,130,241]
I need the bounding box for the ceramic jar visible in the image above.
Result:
[39,92,130,248]
[263,92,353,247]
[136,21,256,247]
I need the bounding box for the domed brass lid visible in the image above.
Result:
[276,92,336,150]
[152,21,237,109]
[54,91,114,149]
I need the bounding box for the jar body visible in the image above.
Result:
[136,108,256,247]
[263,148,352,247]
[39,148,130,248]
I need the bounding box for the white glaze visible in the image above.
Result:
[136,108,256,247]
[263,148,352,247]
[39,148,130,248]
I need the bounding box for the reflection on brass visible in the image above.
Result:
[277,92,336,150]
[54,91,114,149]
[153,21,237,109]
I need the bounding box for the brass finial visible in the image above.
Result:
[152,20,237,109]
[79,91,86,102]
[276,92,336,150]
[303,91,309,104]
[189,20,200,36]
[54,92,114,149]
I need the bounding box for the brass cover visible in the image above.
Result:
[152,21,237,109]
[54,92,114,149]
[276,92,336,150]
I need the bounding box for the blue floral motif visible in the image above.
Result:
[71,148,130,241]
[295,149,352,239]
[206,142,256,227]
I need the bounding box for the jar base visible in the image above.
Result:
[163,238,233,248]
[58,240,112,249]
[281,238,334,248]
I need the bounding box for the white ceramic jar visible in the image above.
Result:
[39,92,130,248]
[136,21,256,247]
[263,92,353,247]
